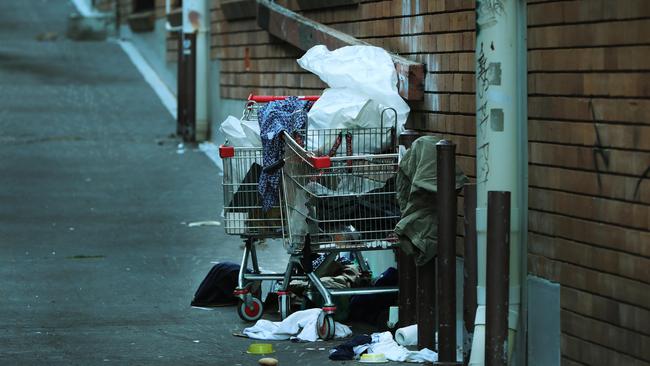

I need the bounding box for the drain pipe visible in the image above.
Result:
[183,0,210,141]
[469,0,523,364]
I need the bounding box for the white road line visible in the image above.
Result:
[70,0,102,17]
[117,40,178,119]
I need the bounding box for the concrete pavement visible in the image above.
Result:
[0,1,378,365]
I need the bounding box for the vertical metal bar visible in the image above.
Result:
[437,140,457,363]
[176,29,185,136]
[416,260,435,350]
[486,191,510,366]
[398,249,417,327]
[463,184,478,344]
[181,31,197,141]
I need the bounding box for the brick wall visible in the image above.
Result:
[526,1,650,365]
[210,0,476,252]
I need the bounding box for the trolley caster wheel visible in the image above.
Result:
[316,311,336,340]
[279,293,291,320]
[237,297,263,322]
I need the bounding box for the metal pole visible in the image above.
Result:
[398,249,418,327]
[416,260,435,350]
[485,191,510,366]
[463,184,478,347]
[176,30,185,136]
[437,140,457,363]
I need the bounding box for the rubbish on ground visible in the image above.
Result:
[366,332,437,363]
[387,306,399,328]
[258,357,278,366]
[36,32,59,41]
[191,262,241,307]
[359,353,388,363]
[242,308,351,342]
[66,255,105,260]
[187,220,221,227]
[247,343,274,354]
[348,268,398,327]
[394,324,417,346]
[177,143,185,154]
[329,334,372,360]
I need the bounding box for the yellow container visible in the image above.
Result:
[247,343,274,354]
[359,353,388,363]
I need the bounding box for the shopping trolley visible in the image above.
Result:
[219,94,318,322]
[277,109,401,339]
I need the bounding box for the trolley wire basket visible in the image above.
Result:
[281,109,401,254]
[219,145,285,237]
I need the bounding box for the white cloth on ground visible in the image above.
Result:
[367,332,438,363]
[242,308,352,342]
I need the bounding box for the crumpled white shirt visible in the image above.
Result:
[364,332,438,363]
[242,308,352,342]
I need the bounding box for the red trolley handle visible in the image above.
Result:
[248,94,320,103]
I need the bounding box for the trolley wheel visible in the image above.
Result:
[237,297,263,322]
[279,294,291,320]
[316,311,336,340]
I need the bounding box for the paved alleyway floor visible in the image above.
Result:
[0,1,403,365]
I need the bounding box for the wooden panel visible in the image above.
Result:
[529,188,649,231]
[560,287,650,336]
[529,73,650,98]
[529,142,650,177]
[529,165,650,204]
[528,210,650,258]
[528,120,650,151]
[528,254,650,309]
[528,19,650,49]
[528,232,650,282]
[528,0,650,26]
[528,46,650,72]
[562,309,650,361]
[256,0,425,100]
[528,96,650,125]
[561,334,647,366]
[220,0,256,21]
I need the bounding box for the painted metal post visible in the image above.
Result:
[182,0,209,141]
[179,31,196,141]
[398,131,422,329]
[397,249,417,327]
[437,140,457,363]
[463,184,478,356]
[486,191,510,366]
[471,1,524,364]
[416,261,436,350]
[176,30,186,136]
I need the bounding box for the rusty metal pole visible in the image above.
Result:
[398,249,418,327]
[486,191,510,366]
[463,184,478,349]
[437,140,457,363]
[416,261,436,350]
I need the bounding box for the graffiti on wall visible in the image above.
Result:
[477,42,490,183]
[476,0,505,30]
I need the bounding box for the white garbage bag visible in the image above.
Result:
[297,45,410,146]
[219,115,261,147]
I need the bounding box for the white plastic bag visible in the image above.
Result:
[219,115,261,147]
[297,45,410,143]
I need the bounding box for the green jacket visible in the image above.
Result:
[395,136,469,265]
